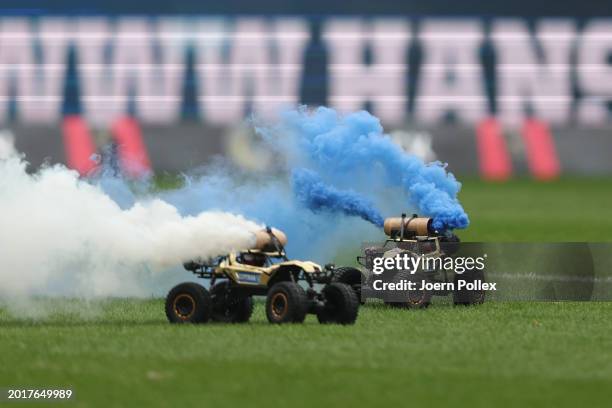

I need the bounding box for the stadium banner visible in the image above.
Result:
[0,15,612,176]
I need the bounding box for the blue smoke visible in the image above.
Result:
[94,106,468,263]
[292,168,384,227]
[261,107,469,231]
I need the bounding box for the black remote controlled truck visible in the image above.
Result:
[166,227,359,325]
[332,214,486,308]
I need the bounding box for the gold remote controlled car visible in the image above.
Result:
[166,227,359,325]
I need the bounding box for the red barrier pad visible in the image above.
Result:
[62,115,97,176]
[476,117,512,181]
[111,116,152,178]
[521,118,560,180]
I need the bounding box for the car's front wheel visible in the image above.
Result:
[165,282,212,323]
[265,282,308,324]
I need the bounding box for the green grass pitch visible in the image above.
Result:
[2,178,612,407]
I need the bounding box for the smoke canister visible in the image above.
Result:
[253,228,288,251]
[383,217,434,236]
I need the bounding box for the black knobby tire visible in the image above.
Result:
[210,281,254,323]
[317,283,359,325]
[332,267,364,304]
[384,270,433,309]
[165,282,212,323]
[453,268,486,306]
[265,282,308,324]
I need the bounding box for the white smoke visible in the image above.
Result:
[0,155,261,302]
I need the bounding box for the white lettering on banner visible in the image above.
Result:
[112,18,183,125]
[416,20,485,124]
[324,19,411,125]
[111,18,154,123]
[28,19,71,123]
[0,17,307,126]
[73,18,114,125]
[576,20,612,125]
[264,20,309,120]
[197,18,308,124]
[492,20,575,126]
[145,19,189,124]
[0,16,610,126]
[197,18,265,124]
[0,19,35,122]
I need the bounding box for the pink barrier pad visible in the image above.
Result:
[111,116,152,178]
[522,119,561,180]
[61,115,97,176]
[476,117,512,181]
